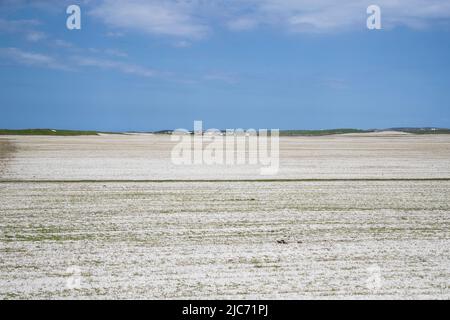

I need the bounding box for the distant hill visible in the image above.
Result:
[280,128,450,136]
[279,129,369,136]
[1,127,449,136]
[279,128,450,136]
[387,128,450,134]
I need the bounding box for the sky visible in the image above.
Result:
[0,0,450,132]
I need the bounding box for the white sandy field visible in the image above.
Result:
[0,133,449,299]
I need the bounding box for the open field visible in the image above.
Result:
[1,133,450,180]
[0,134,449,299]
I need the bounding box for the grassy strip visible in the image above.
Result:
[280,129,369,136]
[391,128,450,134]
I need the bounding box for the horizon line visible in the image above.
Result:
[1,127,450,134]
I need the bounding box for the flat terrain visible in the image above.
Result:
[0,134,449,299]
[1,133,450,180]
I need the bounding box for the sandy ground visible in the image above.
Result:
[0,134,449,299]
[0,133,449,180]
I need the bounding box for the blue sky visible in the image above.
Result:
[1,0,450,131]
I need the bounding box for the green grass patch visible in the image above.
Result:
[0,129,118,136]
[390,128,450,134]
[280,129,370,136]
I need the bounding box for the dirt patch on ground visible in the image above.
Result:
[0,138,16,177]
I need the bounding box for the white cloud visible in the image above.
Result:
[104,48,128,58]
[25,31,47,42]
[0,47,71,71]
[0,47,154,77]
[0,18,48,41]
[227,17,259,31]
[248,0,450,32]
[88,0,450,36]
[53,39,74,48]
[105,31,125,38]
[72,56,155,77]
[4,0,450,47]
[205,0,450,33]
[3,0,450,43]
[172,40,191,48]
[0,18,41,32]
[0,0,92,13]
[90,0,209,39]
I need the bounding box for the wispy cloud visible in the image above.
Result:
[104,48,128,58]
[0,18,48,42]
[90,0,209,39]
[0,18,40,32]
[105,31,125,38]
[0,0,91,13]
[25,31,47,42]
[3,0,450,48]
[227,17,259,31]
[88,0,450,37]
[0,47,71,71]
[73,56,155,77]
[87,47,128,58]
[0,47,154,77]
[53,39,74,48]
[172,40,191,48]
[219,0,450,33]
